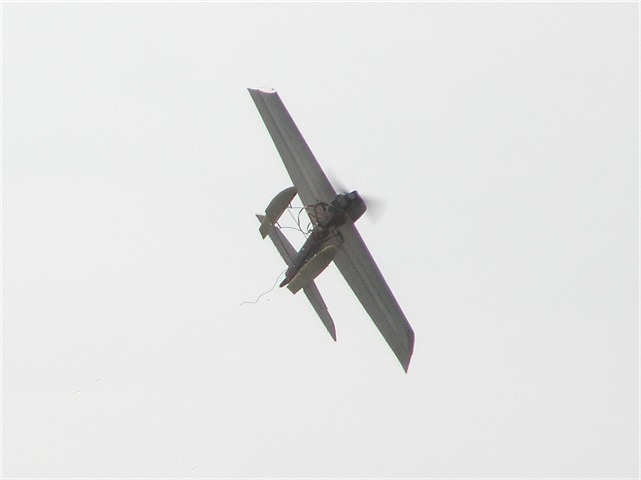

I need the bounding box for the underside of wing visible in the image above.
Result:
[248,88,336,207]
[333,222,415,372]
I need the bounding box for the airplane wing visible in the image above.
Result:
[247,88,336,207]
[333,221,415,372]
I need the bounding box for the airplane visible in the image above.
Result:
[248,88,415,372]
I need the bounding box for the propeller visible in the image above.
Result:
[327,170,387,223]
[361,194,387,223]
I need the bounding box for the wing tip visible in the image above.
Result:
[329,326,337,342]
[247,87,277,94]
[402,357,412,373]
[396,330,414,373]
[403,329,415,373]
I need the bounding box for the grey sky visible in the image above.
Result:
[3,2,638,478]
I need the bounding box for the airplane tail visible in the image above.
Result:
[256,214,336,341]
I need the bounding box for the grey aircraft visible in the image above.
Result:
[249,88,415,372]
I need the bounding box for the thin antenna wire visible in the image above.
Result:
[285,206,308,238]
[240,268,287,306]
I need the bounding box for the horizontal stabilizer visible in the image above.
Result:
[287,245,338,294]
[259,186,298,238]
[255,214,336,340]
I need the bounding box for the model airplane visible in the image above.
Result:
[249,88,415,372]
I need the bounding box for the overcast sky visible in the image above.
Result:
[3,2,639,478]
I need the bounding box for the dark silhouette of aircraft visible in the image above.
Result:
[249,88,414,372]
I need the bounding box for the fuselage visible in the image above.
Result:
[280,191,366,287]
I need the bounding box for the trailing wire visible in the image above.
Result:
[276,224,308,234]
[296,208,310,235]
[240,268,288,306]
[287,202,328,236]
[285,206,309,238]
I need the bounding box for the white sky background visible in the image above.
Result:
[2,2,638,478]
